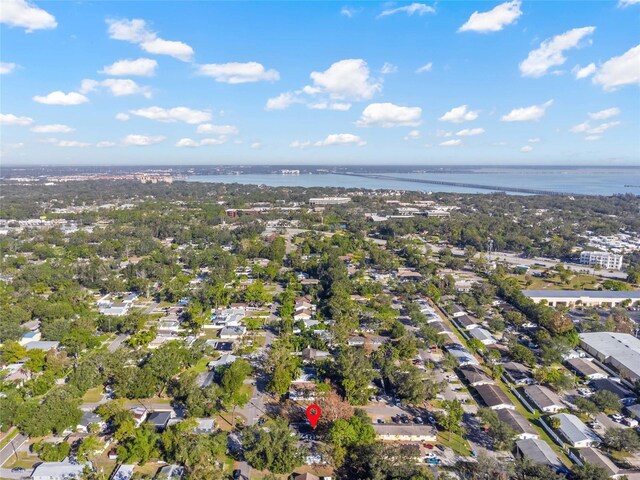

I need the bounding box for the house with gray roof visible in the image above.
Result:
[475,384,515,410]
[565,357,608,380]
[523,385,564,413]
[515,438,563,471]
[550,413,600,448]
[497,409,538,439]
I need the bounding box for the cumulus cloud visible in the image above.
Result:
[45,138,90,148]
[0,62,17,75]
[128,106,211,124]
[439,105,479,123]
[592,44,640,91]
[31,124,74,133]
[100,58,158,76]
[81,78,152,97]
[307,102,352,111]
[456,127,485,136]
[106,18,194,62]
[586,121,621,135]
[250,142,262,149]
[176,137,227,147]
[197,62,280,84]
[196,124,238,135]
[97,141,117,148]
[440,139,462,147]
[459,0,522,33]
[308,59,381,100]
[520,145,533,152]
[618,0,640,6]
[340,6,359,17]
[588,108,620,120]
[381,62,398,74]
[33,91,89,105]
[572,63,596,79]
[357,102,422,127]
[416,62,432,74]
[121,134,166,146]
[314,133,366,147]
[501,100,553,122]
[404,130,421,140]
[0,113,34,126]
[289,140,312,149]
[265,92,302,111]
[378,3,435,18]
[519,26,595,77]
[569,121,590,133]
[0,0,57,31]
[115,113,130,121]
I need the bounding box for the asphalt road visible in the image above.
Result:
[0,467,32,479]
[0,434,27,467]
[107,334,129,352]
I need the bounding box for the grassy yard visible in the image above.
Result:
[0,428,19,450]
[185,356,211,374]
[82,387,105,403]
[437,431,471,457]
[512,273,600,291]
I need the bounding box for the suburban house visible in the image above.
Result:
[523,385,564,413]
[578,448,621,478]
[565,357,608,380]
[515,438,564,472]
[219,326,247,340]
[76,411,105,433]
[147,411,172,431]
[456,314,480,330]
[19,330,41,345]
[458,365,494,387]
[502,362,534,385]
[497,409,539,440]
[156,465,185,480]
[301,347,330,362]
[468,327,496,345]
[474,384,515,410]
[373,424,437,442]
[549,413,600,448]
[31,462,86,480]
[112,464,135,480]
[589,378,637,406]
[445,344,480,366]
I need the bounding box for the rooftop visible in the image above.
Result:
[475,384,514,408]
[523,385,563,409]
[516,438,563,470]
[580,332,640,381]
[523,290,640,299]
[550,413,600,446]
[497,409,538,437]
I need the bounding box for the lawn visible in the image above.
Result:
[0,428,19,450]
[82,387,105,403]
[512,273,600,291]
[437,431,471,457]
[185,356,211,374]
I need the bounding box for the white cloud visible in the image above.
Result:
[265,92,302,111]
[196,124,238,135]
[501,100,553,122]
[378,3,435,18]
[456,127,485,136]
[33,91,89,105]
[618,0,640,6]
[100,58,158,76]
[97,141,117,148]
[519,26,595,77]
[439,105,479,123]
[340,6,359,17]
[436,130,453,137]
[81,78,151,97]
[314,133,366,147]
[307,102,352,111]
[122,134,166,146]
[440,139,462,147]
[520,145,533,152]
[290,140,312,149]
[572,63,596,79]
[404,130,421,140]
[584,135,601,141]
[31,124,74,133]
[357,102,422,127]
[416,62,432,74]
[0,0,57,32]
[197,62,279,84]
[528,137,541,143]
[308,59,381,101]
[593,44,640,91]
[0,62,17,75]
[46,138,90,148]
[106,18,194,62]
[250,142,262,149]
[381,62,398,74]
[569,121,590,133]
[0,113,34,126]
[115,113,130,121]
[128,106,211,124]
[176,137,227,147]
[588,108,620,120]
[459,0,522,33]
[586,121,621,135]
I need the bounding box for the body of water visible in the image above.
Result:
[186,167,640,196]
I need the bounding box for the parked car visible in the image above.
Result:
[377,418,385,424]
[612,413,624,422]
[435,444,445,452]
[426,458,441,465]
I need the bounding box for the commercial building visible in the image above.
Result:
[373,424,437,442]
[308,197,351,206]
[580,251,623,270]
[549,413,600,448]
[579,332,640,383]
[523,290,640,308]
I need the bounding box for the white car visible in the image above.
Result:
[611,414,624,422]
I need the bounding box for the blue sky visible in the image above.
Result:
[1,0,639,165]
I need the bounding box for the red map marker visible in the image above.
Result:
[306,404,321,429]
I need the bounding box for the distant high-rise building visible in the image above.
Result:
[580,251,623,270]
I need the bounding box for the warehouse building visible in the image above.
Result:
[523,290,640,308]
[579,332,640,383]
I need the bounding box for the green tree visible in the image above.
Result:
[592,390,621,412]
[603,428,640,452]
[242,417,305,473]
[439,399,464,441]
